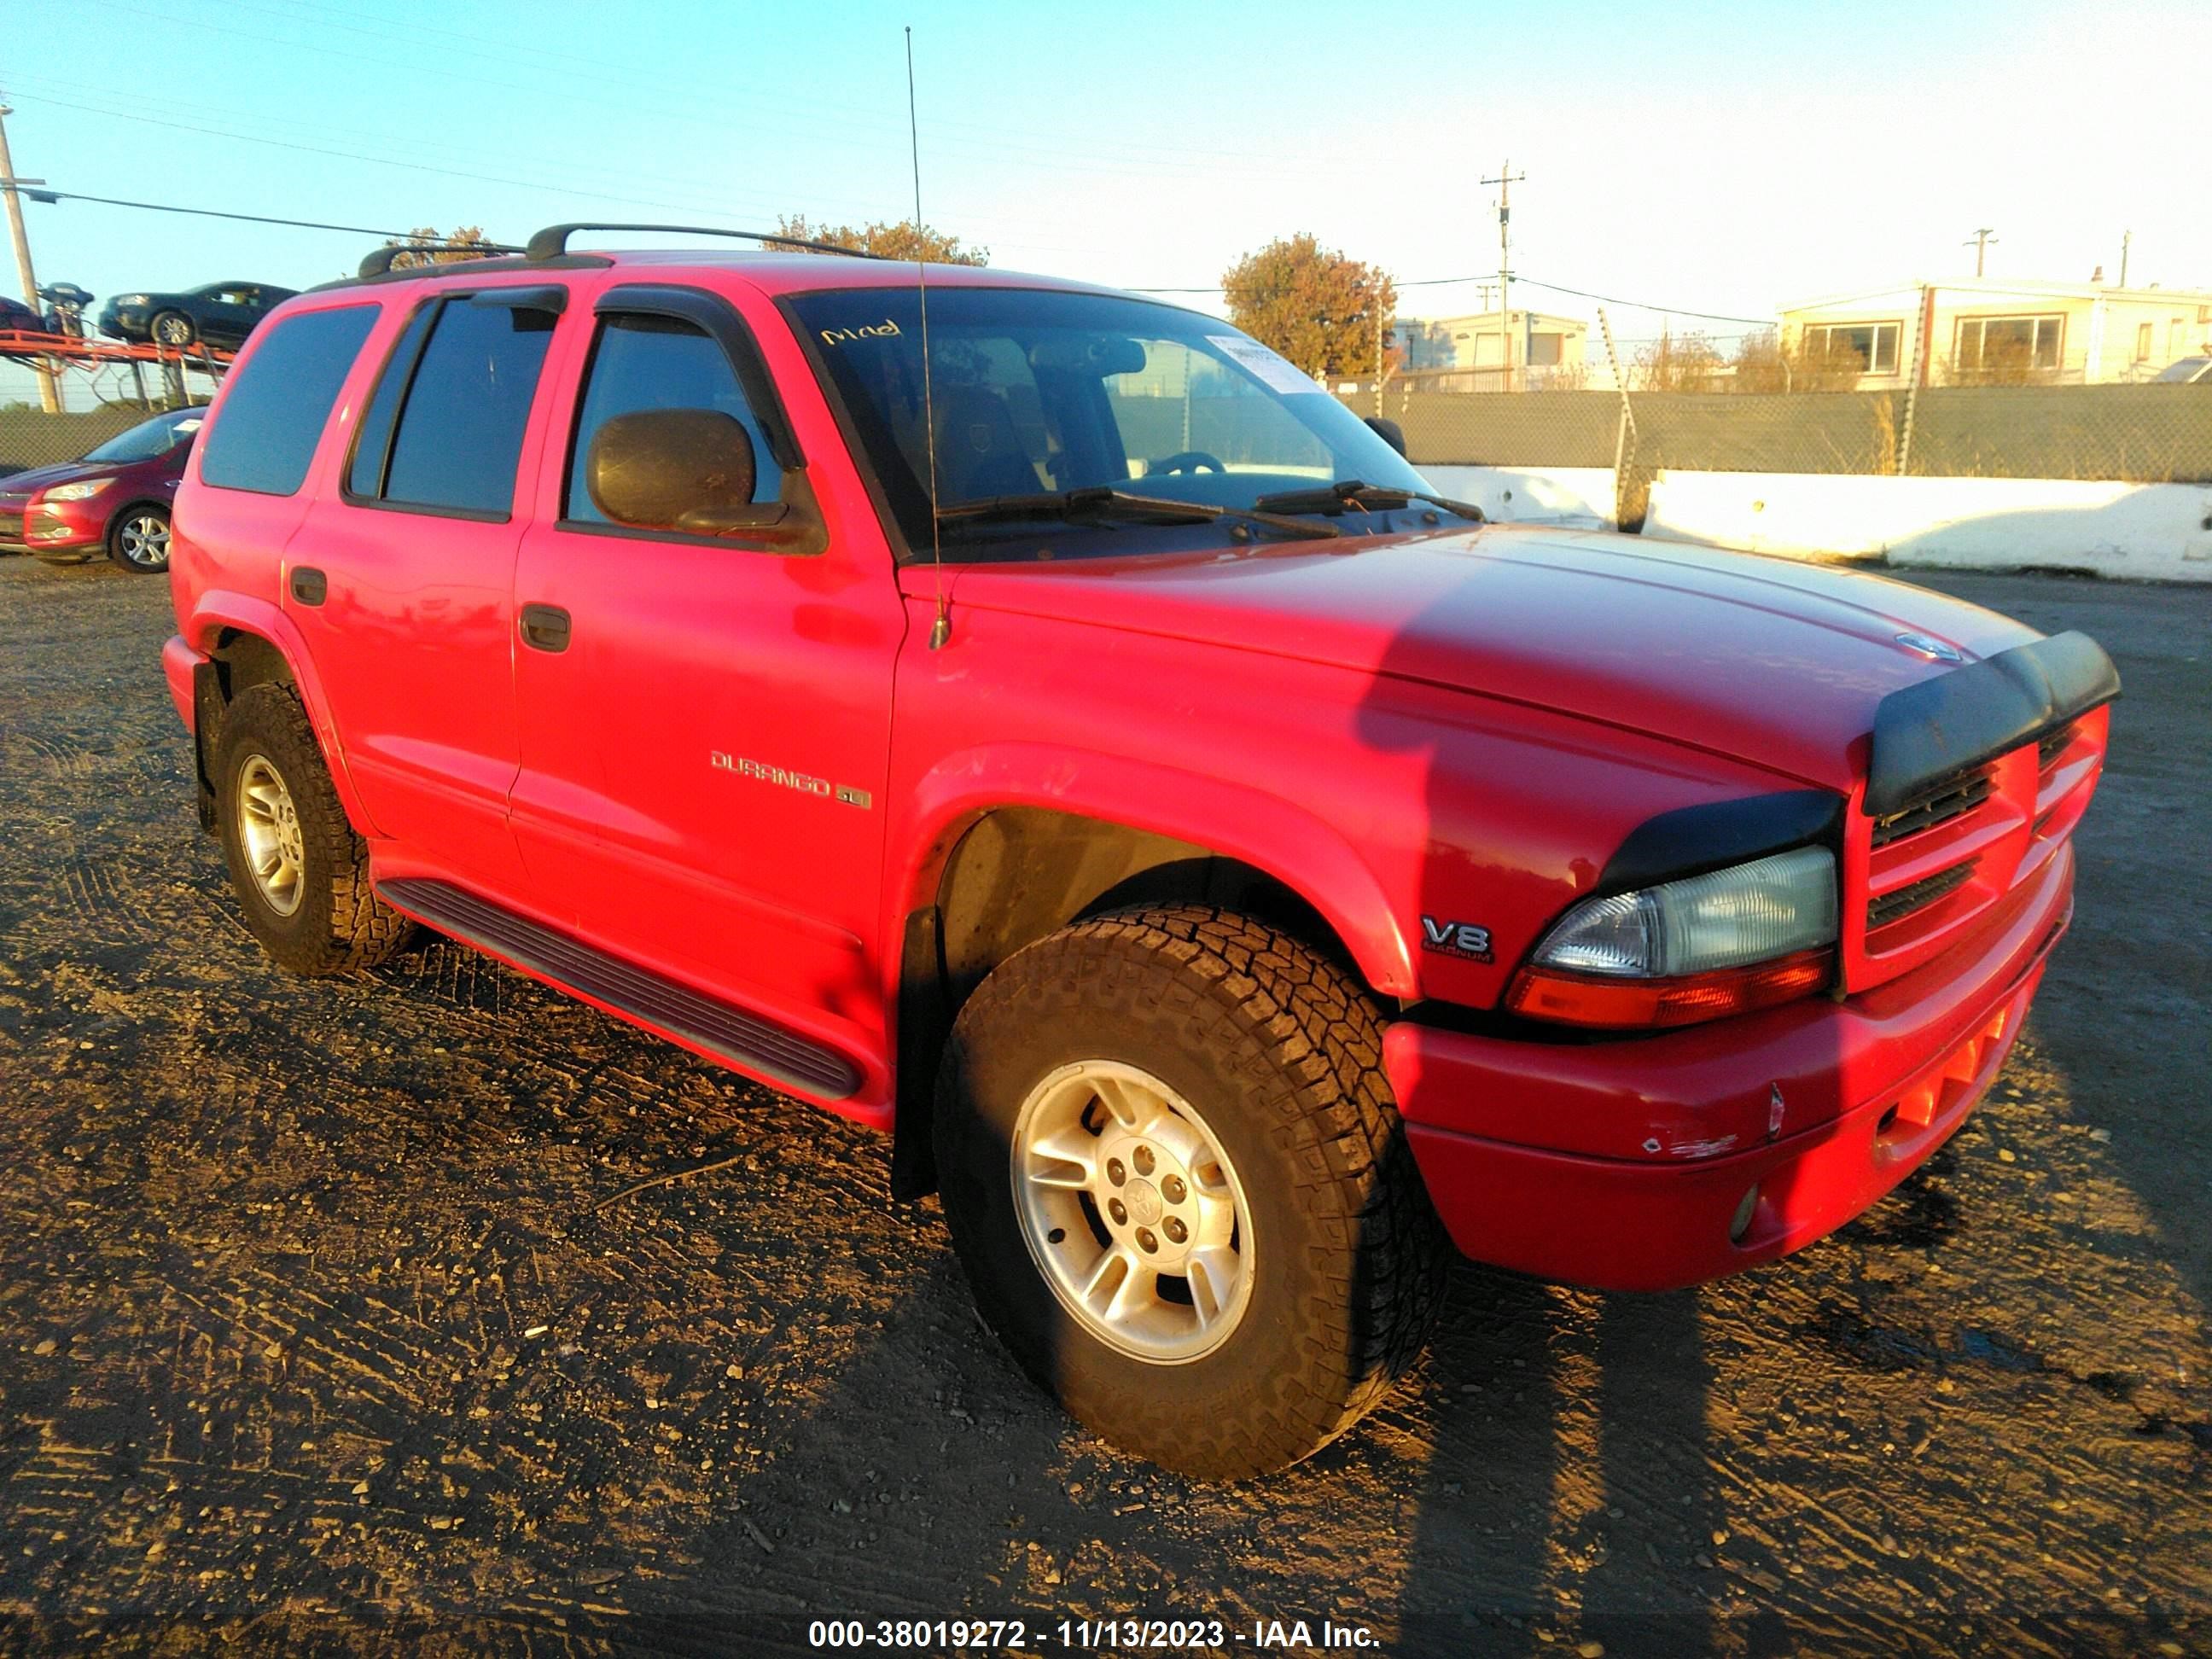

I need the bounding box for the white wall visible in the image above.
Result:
[1641,470,2212,583]
[1420,465,1615,528]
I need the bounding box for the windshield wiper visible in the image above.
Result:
[1249,479,1486,521]
[934,486,1340,541]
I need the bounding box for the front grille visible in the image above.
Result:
[0,507,25,544]
[2037,722,2077,770]
[1866,859,1979,931]
[1870,766,1994,848]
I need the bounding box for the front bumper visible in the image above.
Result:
[0,496,104,556]
[1387,841,2074,1291]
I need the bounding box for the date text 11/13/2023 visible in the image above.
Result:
[804,1615,1378,1649]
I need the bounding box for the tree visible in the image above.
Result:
[1633,329,1728,393]
[1220,235,1395,381]
[1732,329,1866,393]
[768,214,987,265]
[382,225,497,270]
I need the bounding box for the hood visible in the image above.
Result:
[0,459,112,498]
[944,525,2042,791]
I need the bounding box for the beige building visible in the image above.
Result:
[1778,276,2212,387]
[1397,309,1590,385]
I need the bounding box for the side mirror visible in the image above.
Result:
[585,408,760,532]
[1364,416,1407,457]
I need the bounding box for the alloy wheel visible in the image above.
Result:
[235,754,307,917]
[1010,1060,1254,1364]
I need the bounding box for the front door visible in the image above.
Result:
[286,287,566,898]
[509,281,903,1080]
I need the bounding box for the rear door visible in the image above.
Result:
[509,279,903,1076]
[283,282,568,898]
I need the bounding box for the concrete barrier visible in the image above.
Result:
[1643,470,2212,583]
[1419,465,1615,529]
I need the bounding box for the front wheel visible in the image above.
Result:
[107,504,171,572]
[934,907,1445,1479]
[148,310,195,347]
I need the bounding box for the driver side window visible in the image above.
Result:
[564,314,783,521]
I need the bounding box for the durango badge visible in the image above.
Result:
[1421,916,1493,963]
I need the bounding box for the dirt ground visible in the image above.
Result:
[0,553,2206,1658]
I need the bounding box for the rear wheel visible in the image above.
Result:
[934,906,1445,1479]
[107,504,170,573]
[214,683,414,975]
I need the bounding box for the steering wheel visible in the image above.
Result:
[1148,451,1227,476]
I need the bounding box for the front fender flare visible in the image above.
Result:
[889,741,1417,999]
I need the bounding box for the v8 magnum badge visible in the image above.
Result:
[1421,916,1493,963]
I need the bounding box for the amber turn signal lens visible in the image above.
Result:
[1505,948,1834,1030]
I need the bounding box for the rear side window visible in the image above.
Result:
[350,294,558,517]
[199,306,377,496]
[564,313,783,521]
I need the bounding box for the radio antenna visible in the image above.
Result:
[905,26,951,650]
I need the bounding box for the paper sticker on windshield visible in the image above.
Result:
[1207,335,1322,395]
[175,418,204,433]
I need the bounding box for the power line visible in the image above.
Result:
[1130,271,1773,326]
[25,189,519,248]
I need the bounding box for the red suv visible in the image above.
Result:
[2,405,203,571]
[160,227,2116,1477]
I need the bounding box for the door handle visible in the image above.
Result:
[520,602,572,653]
[289,566,327,606]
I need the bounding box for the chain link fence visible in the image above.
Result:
[1346,383,2212,525]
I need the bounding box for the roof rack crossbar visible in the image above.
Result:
[356,241,527,280]
[523,222,887,263]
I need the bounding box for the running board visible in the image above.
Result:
[376,877,862,1101]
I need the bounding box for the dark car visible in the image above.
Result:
[0,405,206,572]
[0,295,44,358]
[98,282,297,350]
[2153,355,2211,384]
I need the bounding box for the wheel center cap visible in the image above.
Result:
[1125,1179,1163,1226]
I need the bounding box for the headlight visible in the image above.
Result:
[1509,846,1837,1028]
[43,479,114,502]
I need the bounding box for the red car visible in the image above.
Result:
[0,405,204,572]
[160,230,2116,1477]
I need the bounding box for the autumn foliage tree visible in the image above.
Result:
[382,225,497,269]
[769,214,987,265]
[1220,235,1395,381]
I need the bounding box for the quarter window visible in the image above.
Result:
[353,294,558,516]
[1800,322,1901,375]
[564,313,783,521]
[198,306,377,497]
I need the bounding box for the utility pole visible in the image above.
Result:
[1964,227,1997,277]
[0,104,61,413]
[2119,230,2131,288]
[1481,160,1524,391]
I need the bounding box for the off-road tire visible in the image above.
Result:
[934,905,1447,1479]
[214,683,414,975]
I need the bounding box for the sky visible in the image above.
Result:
[4,0,2210,348]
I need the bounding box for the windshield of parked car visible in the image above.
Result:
[83,407,206,463]
[787,286,1428,559]
[2152,356,2209,383]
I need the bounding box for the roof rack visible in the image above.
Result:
[355,241,527,280]
[522,222,888,263]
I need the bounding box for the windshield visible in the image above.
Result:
[84,407,205,463]
[2153,357,2209,383]
[788,286,1428,558]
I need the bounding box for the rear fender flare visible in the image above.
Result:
[183,591,383,838]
